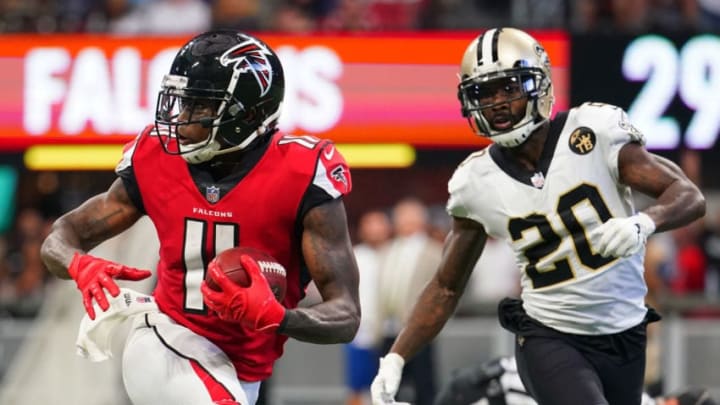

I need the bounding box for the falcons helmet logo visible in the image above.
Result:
[219,37,274,97]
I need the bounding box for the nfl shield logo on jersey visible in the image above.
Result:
[205,185,220,203]
[530,172,545,188]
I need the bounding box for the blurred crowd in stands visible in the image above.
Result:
[0,170,117,318]
[0,0,719,34]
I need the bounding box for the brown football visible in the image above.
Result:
[205,246,287,302]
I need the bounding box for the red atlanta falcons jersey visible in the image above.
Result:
[116,127,352,381]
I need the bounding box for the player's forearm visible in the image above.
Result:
[40,219,84,279]
[391,280,459,361]
[644,179,705,233]
[281,299,360,344]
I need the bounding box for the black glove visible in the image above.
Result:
[672,387,718,405]
[434,360,505,405]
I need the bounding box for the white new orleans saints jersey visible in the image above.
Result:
[447,102,648,335]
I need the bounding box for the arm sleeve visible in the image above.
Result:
[447,173,469,218]
[299,141,352,219]
[446,157,476,220]
[116,166,146,215]
[114,136,146,214]
[594,104,647,183]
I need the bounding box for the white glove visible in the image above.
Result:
[371,353,410,405]
[592,212,656,258]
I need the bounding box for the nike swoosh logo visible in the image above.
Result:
[323,146,335,160]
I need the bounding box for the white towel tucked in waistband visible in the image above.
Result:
[75,288,158,362]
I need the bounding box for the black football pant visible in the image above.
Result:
[514,331,646,405]
[499,298,659,405]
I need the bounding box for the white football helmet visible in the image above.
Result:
[458,27,554,147]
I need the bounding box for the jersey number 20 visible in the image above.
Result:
[508,184,616,289]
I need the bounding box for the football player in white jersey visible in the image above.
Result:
[371,27,705,405]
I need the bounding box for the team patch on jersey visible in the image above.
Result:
[568,127,596,155]
[205,185,220,203]
[331,165,348,186]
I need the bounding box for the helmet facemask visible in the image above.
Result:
[154,31,285,164]
[459,68,551,147]
[155,74,227,161]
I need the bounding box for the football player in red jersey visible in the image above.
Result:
[40,30,360,405]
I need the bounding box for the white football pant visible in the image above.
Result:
[122,312,260,405]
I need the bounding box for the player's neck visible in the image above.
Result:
[504,124,549,172]
[202,135,271,181]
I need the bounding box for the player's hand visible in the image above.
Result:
[371,353,410,405]
[68,252,153,320]
[201,254,286,332]
[592,212,656,258]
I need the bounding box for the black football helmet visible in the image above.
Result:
[155,30,285,163]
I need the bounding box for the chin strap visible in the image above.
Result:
[490,117,545,148]
[475,94,549,148]
[181,140,221,164]
[181,107,282,164]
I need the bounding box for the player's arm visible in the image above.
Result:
[41,178,144,279]
[280,198,361,344]
[388,216,487,359]
[371,216,486,404]
[618,144,705,232]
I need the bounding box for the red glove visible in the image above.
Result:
[201,254,286,332]
[68,252,153,320]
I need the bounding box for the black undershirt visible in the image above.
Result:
[488,112,568,188]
